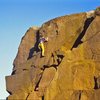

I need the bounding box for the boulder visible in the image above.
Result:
[6,67,42,94]
[6,71,34,94]
[38,67,56,96]
[6,9,100,100]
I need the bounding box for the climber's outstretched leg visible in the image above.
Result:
[38,42,45,57]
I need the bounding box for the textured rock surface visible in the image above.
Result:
[13,26,39,69]
[6,8,100,100]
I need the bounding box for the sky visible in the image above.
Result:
[0,0,100,99]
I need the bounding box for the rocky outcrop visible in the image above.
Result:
[6,7,100,100]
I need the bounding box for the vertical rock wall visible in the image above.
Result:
[6,8,100,100]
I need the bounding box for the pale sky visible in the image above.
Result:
[0,0,100,99]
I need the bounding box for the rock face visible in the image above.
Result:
[6,8,100,100]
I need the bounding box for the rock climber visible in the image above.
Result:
[38,36,48,57]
